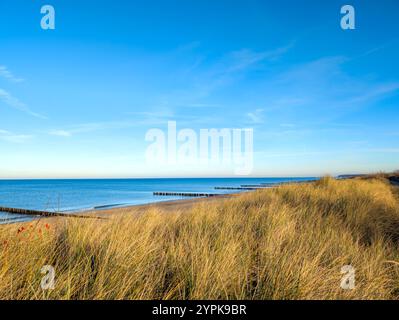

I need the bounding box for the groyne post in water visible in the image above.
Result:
[0,207,104,219]
[153,192,217,197]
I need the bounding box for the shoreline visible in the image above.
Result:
[0,177,322,226]
[3,176,395,226]
[85,192,238,218]
[0,192,239,226]
[0,177,323,225]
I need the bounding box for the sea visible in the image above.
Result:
[0,177,317,223]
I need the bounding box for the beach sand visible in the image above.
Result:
[91,193,237,217]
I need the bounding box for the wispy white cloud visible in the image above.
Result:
[224,42,295,73]
[348,82,399,104]
[48,111,223,138]
[0,129,33,143]
[255,150,330,158]
[128,109,175,118]
[174,41,202,53]
[48,130,72,137]
[246,108,264,124]
[0,88,25,108]
[354,39,399,60]
[0,65,24,83]
[209,42,296,84]
[255,147,399,159]
[48,120,140,137]
[158,42,296,110]
[0,88,47,119]
[260,55,399,124]
[182,103,222,108]
[280,123,296,128]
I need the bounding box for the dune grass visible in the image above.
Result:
[1,177,399,300]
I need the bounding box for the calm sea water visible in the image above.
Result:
[0,177,317,223]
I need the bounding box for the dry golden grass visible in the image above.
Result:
[1,177,399,300]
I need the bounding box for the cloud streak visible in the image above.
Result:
[247,108,264,124]
[154,41,296,114]
[0,88,47,119]
[0,65,24,83]
[48,120,140,137]
[48,130,72,137]
[224,42,295,73]
[0,129,33,143]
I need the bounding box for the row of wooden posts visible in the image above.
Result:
[1,183,280,218]
[0,206,103,219]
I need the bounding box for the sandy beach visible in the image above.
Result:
[94,193,237,216]
[88,193,242,223]
[0,192,239,227]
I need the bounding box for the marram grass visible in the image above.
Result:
[1,177,399,300]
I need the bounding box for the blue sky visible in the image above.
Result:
[0,0,398,178]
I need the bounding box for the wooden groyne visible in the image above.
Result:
[389,176,399,186]
[240,185,271,188]
[153,192,217,197]
[215,187,256,190]
[260,180,312,186]
[0,207,103,219]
